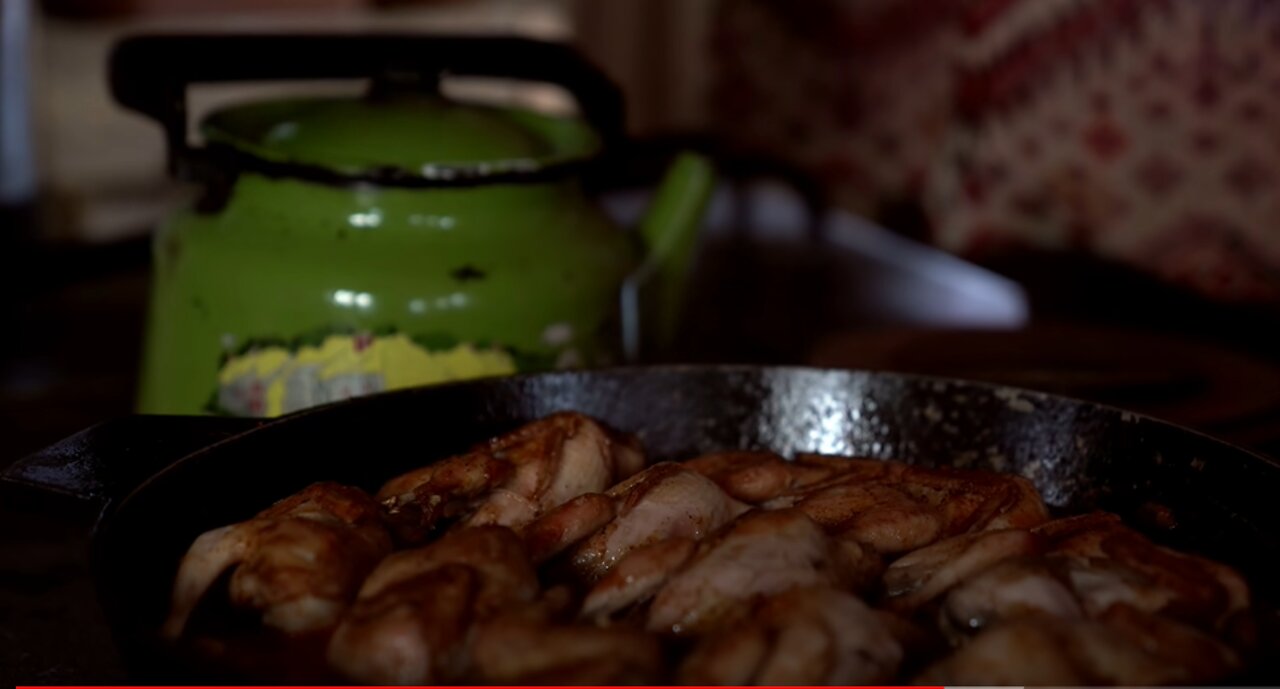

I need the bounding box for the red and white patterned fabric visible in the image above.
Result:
[713,0,1280,301]
[713,0,963,214]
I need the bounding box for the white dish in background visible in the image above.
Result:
[604,180,1029,361]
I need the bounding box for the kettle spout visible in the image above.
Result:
[622,153,716,361]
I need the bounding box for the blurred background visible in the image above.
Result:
[5,0,1280,454]
[6,0,1280,681]
[9,0,1280,455]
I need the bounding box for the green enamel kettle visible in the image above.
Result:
[111,35,713,417]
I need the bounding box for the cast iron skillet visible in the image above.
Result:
[7,365,1280,682]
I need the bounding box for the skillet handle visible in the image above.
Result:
[1,416,262,509]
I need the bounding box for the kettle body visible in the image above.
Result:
[141,173,635,416]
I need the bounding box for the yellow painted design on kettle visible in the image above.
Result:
[215,333,517,417]
[218,348,290,384]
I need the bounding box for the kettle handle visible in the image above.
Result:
[109,34,625,177]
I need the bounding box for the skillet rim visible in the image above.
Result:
[103,364,1280,526]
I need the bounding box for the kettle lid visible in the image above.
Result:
[201,90,601,180]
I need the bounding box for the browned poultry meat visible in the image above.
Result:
[1097,603,1243,683]
[163,412,1260,686]
[377,412,644,543]
[680,586,903,685]
[783,480,947,553]
[520,492,619,564]
[583,508,881,634]
[918,616,1174,685]
[883,528,1044,612]
[940,556,1085,638]
[918,609,1242,686]
[163,482,391,640]
[689,452,1051,555]
[470,615,665,685]
[681,451,840,503]
[530,462,748,581]
[326,526,538,684]
[578,536,698,621]
[891,514,1252,686]
[763,458,1049,553]
[1038,512,1252,636]
[887,513,1253,650]
[469,412,645,522]
[375,453,513,543]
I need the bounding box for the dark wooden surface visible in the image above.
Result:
[1,265,145,685]
[0,489,123,684]
[811,324,1280,453]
